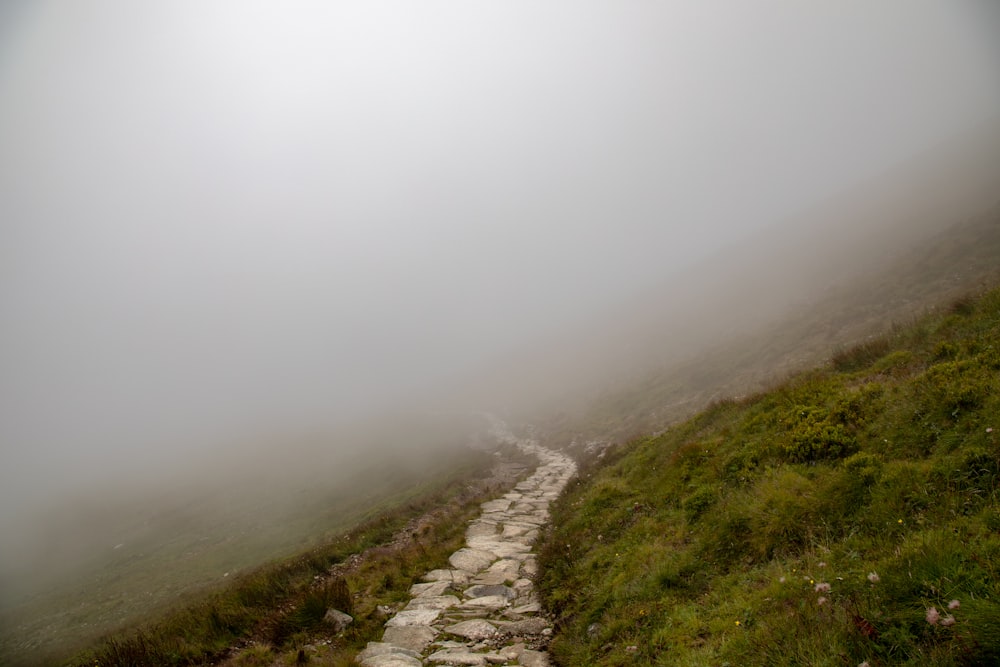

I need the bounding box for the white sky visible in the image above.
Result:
[1,1,999,516]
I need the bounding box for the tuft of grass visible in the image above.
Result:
[539,285,1000,666]
[832,336,894,373]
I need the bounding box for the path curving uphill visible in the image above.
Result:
[356,423,576,667]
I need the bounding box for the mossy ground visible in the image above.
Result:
[539,287,1000,666]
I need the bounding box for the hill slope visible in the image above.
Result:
[538,286,1000,666]
[539,204,1000,450]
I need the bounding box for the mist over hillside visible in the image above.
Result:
[444,124,1000,422]
[1,3,1000,663]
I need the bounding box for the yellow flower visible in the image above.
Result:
[735,620,740,626]
[898,519,903,524]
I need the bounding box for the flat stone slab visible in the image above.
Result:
[488,558,521,575]
[357,642,423,667]
[444,619,498,640]
[403,595,459,611]
[359,655,422,667]
[466,522,500,538]
[357,642,422,660]
[380,626,438,653]
[426,649,488,665]
[464,584,516,600]
[520,649,551,667]
[467,537,532,552]
[480,499,512,512]
[458,595,510,611]
[449,548,497,573]
[385,609,440,627]
[500,523,533,538]
[470,571,509,585]
[409,580,452,597]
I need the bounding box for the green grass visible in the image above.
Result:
[538,286,1000,666]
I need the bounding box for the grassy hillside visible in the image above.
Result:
[0,436,521,666]
[538,286,1000,666]
[63,445,532,667]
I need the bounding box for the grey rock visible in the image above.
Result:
[444,619,498,641]
[496,617,548,635]
[381,625,438,652]
[322,608,353,632]
[466,522,500,539]
[466,539,531,559]
[480,499,512,513]
[449,548,497,573]
[458,595,510,611]
[512,578,534,595]
[357,642,423,667]
[359,655,422,667]
[356,642,422,660]
[464,584,516,600]
[519,648,551,667]
[403,595,459,611]
[470,571,509,585]
[409,580,451,597]
[486,558,521,581]
[385,608,440,627]
[425,648,488,665]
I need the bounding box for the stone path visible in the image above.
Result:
[356,424,576,667]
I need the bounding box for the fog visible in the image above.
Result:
[2,1,1000,608]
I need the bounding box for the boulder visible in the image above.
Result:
[322,608,353,632]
